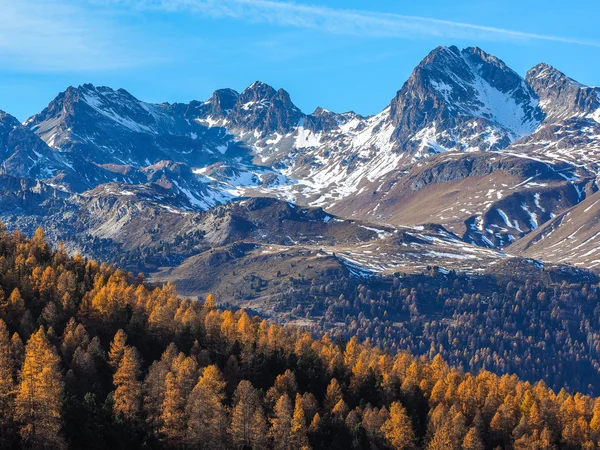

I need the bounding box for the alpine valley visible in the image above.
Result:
[3,45,600,393]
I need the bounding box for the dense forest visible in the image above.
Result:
[252,266,600,395]
[2,225,600,449]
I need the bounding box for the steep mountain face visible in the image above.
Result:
[213,46,547,207]
[527,63,600,121]
[225,81,304,135]
[23,46,553,209]
[508,65,600,167]
[26,84,248,172]
[0,110,74,181]
[388,46,543,157]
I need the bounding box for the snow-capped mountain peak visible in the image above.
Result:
[526,63,600,122]
[225,81,304,135]
[388,45,543,157]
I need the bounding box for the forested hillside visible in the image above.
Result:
[1,225,600,450]
[299,269,600,395]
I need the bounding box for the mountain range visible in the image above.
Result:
[1,44,600,300]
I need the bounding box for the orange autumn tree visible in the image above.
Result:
[0,319,15,446]
[113,346,143,424]
[108,329,128,371]
[159,356,197,445]
[15,327,64,450]
[186,364,228,448]
[382,402,416,450]
[230,380,267,449]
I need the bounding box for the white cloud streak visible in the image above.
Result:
[0,0,159,72]
[109,0,600,47]
[3,0,597,73]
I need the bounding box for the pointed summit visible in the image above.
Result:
[239,81,277,103]
[526,63,599,120]
[229,81,303,134]
[26,82,166,157]
[0,109,73,179]
[0,110,21,129]
[526,63,580,87]
[462,46,509,68]
[206,88,239,117]
[388,45,542,157]
[248,80,272,89]
[24,83,231,170]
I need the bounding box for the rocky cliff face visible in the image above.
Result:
[505,64,600,168]
[225,82,304,135]
[388,46,543,157]
[26,84,248,172]
[0,110,76,181]
[526,63,600,121]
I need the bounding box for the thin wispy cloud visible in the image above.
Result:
[109,0,600,48]
[0,0,160,72]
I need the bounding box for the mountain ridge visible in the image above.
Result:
[0,44,599,278]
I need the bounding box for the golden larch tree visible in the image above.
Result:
[108,329,128,371]
[113,346,142,424]
[462,426,485,450]
[325,378,343,411]
[270,393,293,450]
[186,364,228,449]
[0,319,15,446]
[159,356,197,445]
[381,401,416,450]
[290,393,310,449]
[15,327,64,450]
[230,380,265,448]
[159,372,185,444]
[590,398,600,440]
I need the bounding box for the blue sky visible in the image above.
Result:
[1,0,599,120]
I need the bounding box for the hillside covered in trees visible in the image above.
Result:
[2,225,600,449]
[289,268,600,396]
